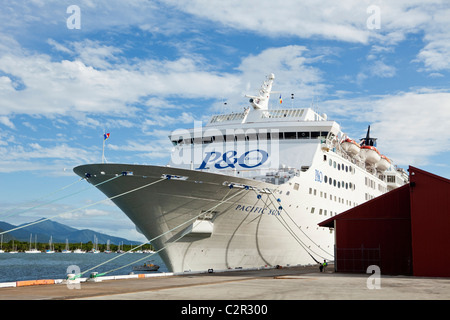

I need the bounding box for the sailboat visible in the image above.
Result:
[73,242,86,253]
[89,235,100,253]
[0,235,4,253]
[9,240,18,254]
[25,234,41,253]
[46,236,55,253]
[62,239,72,253]
[116,241,124,253]
[104,240,112,253]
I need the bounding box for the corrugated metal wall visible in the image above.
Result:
[320,166,450,277]
[410,167,450,277]
[334,185,413,275]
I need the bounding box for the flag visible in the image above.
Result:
[104,133,110,140]
[279,94,282,104]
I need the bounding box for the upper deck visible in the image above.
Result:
[170,107,341,146]
[207,107,327,126]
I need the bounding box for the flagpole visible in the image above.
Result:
[102,133,105,163]
[102,131,110,163]
[102,131,105,164]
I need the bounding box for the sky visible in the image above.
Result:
[0,0,449,242]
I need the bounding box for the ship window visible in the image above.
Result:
[387,175,396,183]
[294,183,299,190]
[329,159,332,166]
[279,132,284,140]
[337,164,340,170]
[311,131,320,138]
[297,132,310,139]
[324,175,328,183]
[321,131,329,137]
[311,207,315,214]
[284,132,297,139]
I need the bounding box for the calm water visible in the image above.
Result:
[0,252,167,283]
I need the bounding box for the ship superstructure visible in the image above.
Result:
[74,74,408,272]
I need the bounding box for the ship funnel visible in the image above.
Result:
[360,125,377,147]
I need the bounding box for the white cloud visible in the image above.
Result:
[0,142,97,174]
[164,0,450,73]
[322,89,450,166]
[164,0,372,43]
[0,116,15,129]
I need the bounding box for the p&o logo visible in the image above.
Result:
[197,149,269,170]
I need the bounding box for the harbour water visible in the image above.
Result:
[0,252,167,283]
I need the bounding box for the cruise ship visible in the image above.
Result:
[74,74,408,273]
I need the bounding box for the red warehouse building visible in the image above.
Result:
[319,166,450,277]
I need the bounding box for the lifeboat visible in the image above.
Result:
[341,138,360,156]
[376,155,391,172]
[360,145,381,165]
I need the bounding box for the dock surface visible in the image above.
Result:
[1,265,449,301]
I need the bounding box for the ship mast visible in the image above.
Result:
[245,73,275,110]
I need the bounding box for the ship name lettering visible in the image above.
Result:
[196,149,268,170]
[235,204,280,215]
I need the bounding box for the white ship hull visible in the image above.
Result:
[74,162,332,272]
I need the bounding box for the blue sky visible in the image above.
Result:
[0,1,449,241]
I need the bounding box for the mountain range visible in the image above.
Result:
[0,218,141,245]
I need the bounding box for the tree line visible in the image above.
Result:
[0,240,155,252]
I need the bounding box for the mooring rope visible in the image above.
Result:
[265,190,334,259]
[0,175,166,236]
[74,187,248,279]
[0,177,85,218]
